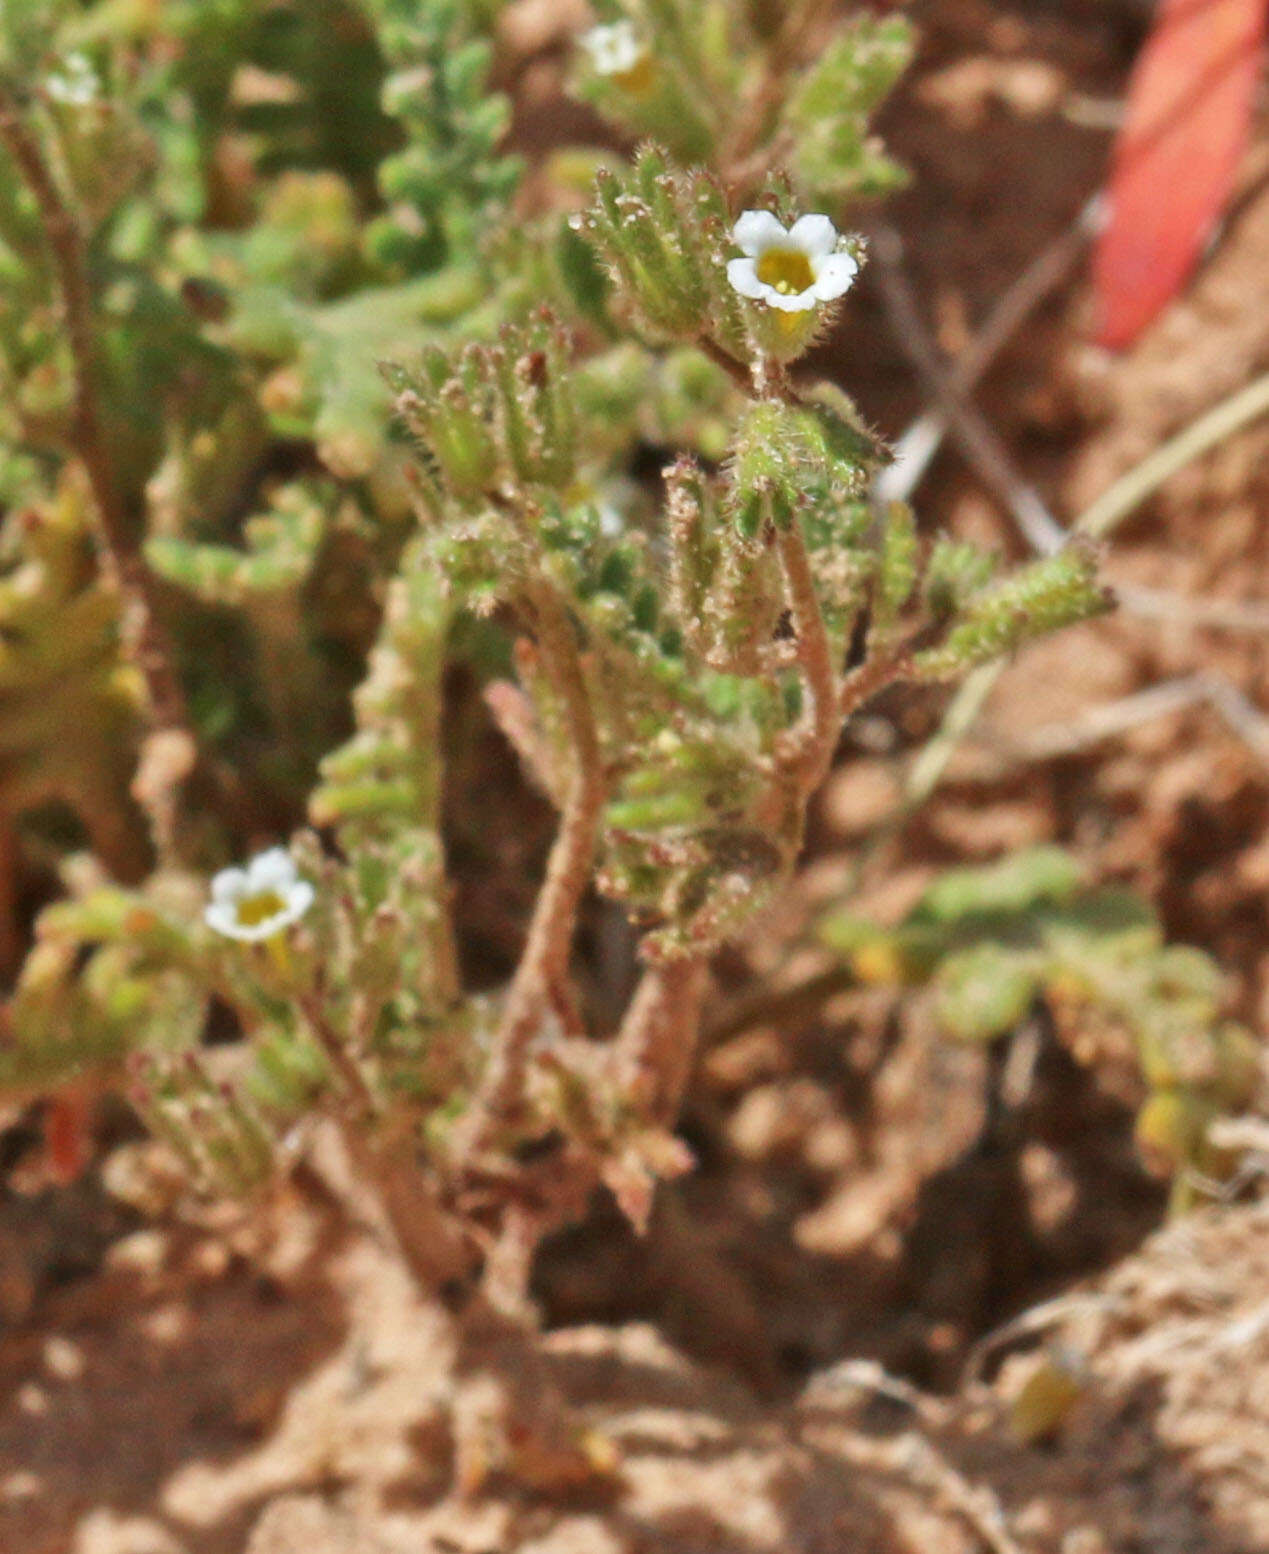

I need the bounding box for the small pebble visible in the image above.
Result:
[42,1336,85,1381]
[16,1383,47,1416]
[106,1229,170,1279]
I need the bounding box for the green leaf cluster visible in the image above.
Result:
[820,847,1262,1198]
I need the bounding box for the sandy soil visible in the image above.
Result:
[4,1162,1268,1553]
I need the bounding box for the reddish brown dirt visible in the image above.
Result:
[4,1169,1268,1552]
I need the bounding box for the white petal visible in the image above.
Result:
[612,38,642,71]
[765,288,816,313]
[580,23,616,58]
[287,880,316,919]
[811,252,859,301]
[726,257,769,299]
[205,902,249,939]
[787,214,838,257]
[581,21,640,74]
[247,847,297,892]
[732,210,786,257]
[210,867,248,906]
[237,915,286,942]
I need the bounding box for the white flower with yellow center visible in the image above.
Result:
[205,848,314,943]
[45,52,100,107]
[726,211,859,314]
[580,20,654,93]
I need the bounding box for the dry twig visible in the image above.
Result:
[987,672,1269,769]
[877,1433,1028,1554]
[869,224,1068,555]
[871,223,1269,638]
[871,227,1269,809]
[875,197,1102,508]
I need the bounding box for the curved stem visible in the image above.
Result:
[468,577,607,1136]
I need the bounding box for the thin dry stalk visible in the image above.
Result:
[870,225,1067,555]
[873,225,1269,637]
[1078,368,1269,540]
[1114,583,1269,634]
[876,196,1102,507]
[869,230,1269,864]
[891,1433,1027,1554]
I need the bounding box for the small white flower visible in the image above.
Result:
[597,501,625,538]
[594,475,640,537]
[726,211,859,314]
[45,53,100,108]
[580,20,652,88]
[205,847,314,943]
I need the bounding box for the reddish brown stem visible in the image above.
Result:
[342,1122,476,1293]
[721,0,834,181]
[297,989,377,1118]
[468,578,606,1137]
[695,334,756,394]
[775,521,841,794]
[614,956,709,1127]
[840,638,917,719]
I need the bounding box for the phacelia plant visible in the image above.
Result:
[0,0,1111,1488]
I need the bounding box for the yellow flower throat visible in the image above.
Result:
[755,247,815,296]
[235,890,287,928]
[613,54,656,96]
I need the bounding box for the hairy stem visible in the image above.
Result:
[722,0,833,180]
[695,333,758,396]
[328,1126,605,1497]
[468,578,606,1137]
[839,636,916,720]
[775,520,841,793]
[343,1122,476,1294]
[614,956,709,1127]
[297,988,378,1118]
